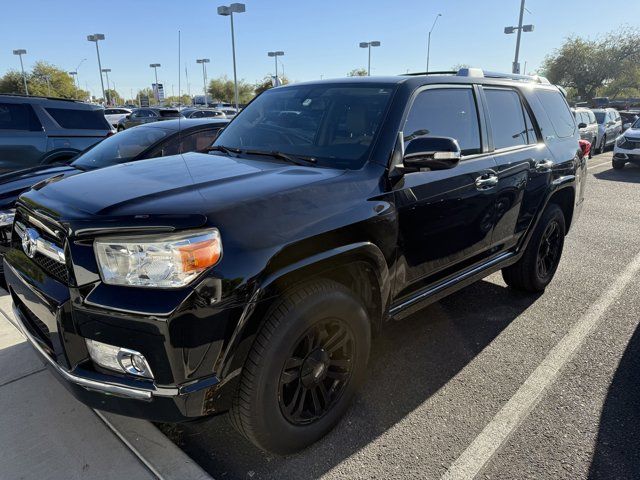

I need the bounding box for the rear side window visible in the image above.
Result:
[404,87,481,155]
[535,89,575,138]
[159,110,181,118]
[0,103,41,131]
[46,107,110,130]
[484,88,534,149]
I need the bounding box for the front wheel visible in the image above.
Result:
[612,159,625,170]
[230,279,371,454]
[502,204,566,292]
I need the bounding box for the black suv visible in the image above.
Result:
[4,69,585,454]
[0,94,112,172]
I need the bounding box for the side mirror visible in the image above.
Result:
[403,136,461,170]
[125,114,131,119]
[623,123,631,129]
[578,122,587,129]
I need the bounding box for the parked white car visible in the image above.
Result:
[612,117,640,169]
[103,107,132,128]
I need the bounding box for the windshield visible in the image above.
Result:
[213,83,395,168]
[72,126,170,170]
[594,111,606,124]
[633,117,640,129]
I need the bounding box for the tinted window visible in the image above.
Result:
[404,88,481,155]
[485,89,530,149]
[594,111,605,123]
[588,111,596,123]
[536,89,575,138]
[0,103,41,131]
[46,107,110,130]
[148,128,221,158]
[103,109,116,115]
[215,84,394,168]
[72,126,169,170]
[135,109,154,118]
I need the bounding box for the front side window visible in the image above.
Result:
[535,89,575,138]
[71,126,170,170]
[484,88,532,149]
[214,83,394,168]
[403,87,481,155]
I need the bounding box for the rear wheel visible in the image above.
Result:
[230,279,371,454]
[502,204,566,292]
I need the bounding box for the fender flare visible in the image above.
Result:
[216,241,391,380]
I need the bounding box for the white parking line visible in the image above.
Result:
[587,160,611,171]
[442,249,640,480]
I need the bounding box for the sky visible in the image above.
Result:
[1,0,638,99]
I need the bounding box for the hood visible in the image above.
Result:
[21,152,345,219]
[623,127,640,140]
[0,164,79,209]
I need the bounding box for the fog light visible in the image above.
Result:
[86,339,154,379]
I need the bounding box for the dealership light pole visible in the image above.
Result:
[196,58,210,103]
[150,63,161,103]
[267,51,284,86]
[12,49,29,95]
[504,0,534,74]
[102,68,111,105]
[426,13,442,73]
[359,41,380,76]
[68,71,78,91]
[87,34,106,104]
[218,3,245,110]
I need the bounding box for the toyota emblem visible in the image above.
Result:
[21,227,39,259]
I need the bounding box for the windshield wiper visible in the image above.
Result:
[205,145,242,155]
[242,149,317,166]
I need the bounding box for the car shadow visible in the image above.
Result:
[594,163,640,184]
[163,278,541,479]
[588,323,640,479]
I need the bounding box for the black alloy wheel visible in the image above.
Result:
[536,219,562,281]
[279,319,354,425]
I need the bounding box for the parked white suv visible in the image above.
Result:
[103,107,132,128]
[613,117,640,169]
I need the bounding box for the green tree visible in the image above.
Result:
[254,74,290,96]
[0,61,89,100]
[207,75,254,104]
[348,68,368,77]
[103,89,123,105]
[542,28,640,101]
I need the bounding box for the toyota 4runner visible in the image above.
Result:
[4,69,585,454]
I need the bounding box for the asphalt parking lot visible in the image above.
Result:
[160,151,640,479]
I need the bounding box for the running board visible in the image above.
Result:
[389,251,517,320]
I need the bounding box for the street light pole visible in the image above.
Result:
[359,41,380,76]
[504,0,534,74]
[43,75,51,96]
[87,34,106,104]
[102,68,111,105]
[150,63,161,104]
[12,50,29,95]
[218,3,246,110]
[196,59,210,104]
[267,51,284,86]
[426,13,442,73]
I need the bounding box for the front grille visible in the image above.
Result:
[32,253,69,284]
[13,209,70,285]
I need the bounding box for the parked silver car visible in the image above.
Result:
[572,108,598,158]
[593,108,622,154]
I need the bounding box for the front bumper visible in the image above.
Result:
[613,146,640,163]
[4,258,233,423]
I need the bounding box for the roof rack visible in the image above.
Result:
[402,68,551,85]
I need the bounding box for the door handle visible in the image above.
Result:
[534,159,554,171]
[475,171,498,190]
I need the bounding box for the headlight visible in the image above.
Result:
[94,228,221,288]
[616,136,628,148]
[0,209,15,228]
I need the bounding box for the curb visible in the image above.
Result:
[96,411,212,480]
[0,291,213,480]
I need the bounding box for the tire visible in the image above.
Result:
[502,203,566,292]
[230,279,371,454]
[600,135,607,153]
[612,159,625,170]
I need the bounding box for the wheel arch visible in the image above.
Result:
[216,242,391,382]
